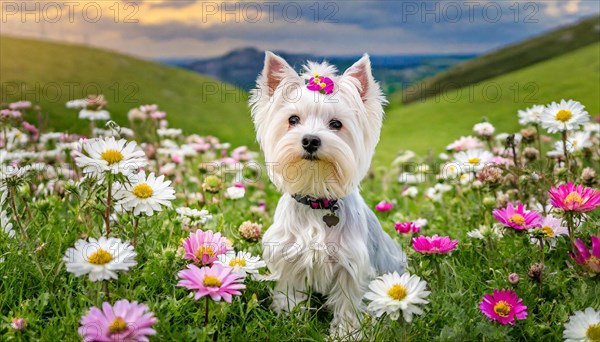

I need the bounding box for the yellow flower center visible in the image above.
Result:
[564,192,584,205]
[108,317,128,334]
[493,301,511,317]
[320,82,326,89]
[87,249,113,265]
[203,275,222,287]
[541,226,554,237]
[468,157,480,165]
[195,245,215,260]
[100,149,124,165]
[508,214,525,226]
[132,183,153,199]
[229,257,247,267]
[587,323,600,341]
[387,284,407,301]
[555,109,572,123]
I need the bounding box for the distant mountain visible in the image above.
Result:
[160,48,476,94]
[400,15,600,104]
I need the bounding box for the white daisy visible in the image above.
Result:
[425,183,453,203]
[518,105,545,125]
[529,215,568,248]
[66,99,88,109]
[113,172,175,216]
[398,172,425,184]
[467,224,504,240]
[216,250,266,277]
[176,207,212,225]
[63,237,137,282]
[401,186,418,198]
[364,271,430,322]
[454,149,494,173]
[225,186,245,199]
[157,128,183,138]
[473,122,495,137]
[568,131,593,151]
[1,210,15,238]
[74,137,147,177]
[78,109,110,121]
[540,99,589,133]
[563,307,600,342]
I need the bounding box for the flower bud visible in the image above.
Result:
[508,273,520,285]
[528,263,543,282]
[11,318,27,332]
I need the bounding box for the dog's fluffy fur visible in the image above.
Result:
[249,52,406,336]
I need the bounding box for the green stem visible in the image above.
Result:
[538,237,544,298]
[204,296,210,327]
[104,175,113,237]
[133,216,139,247]
[566,211,576,248]
[9,187,28,240]
[561,130,570,176]
[434,258,443,288]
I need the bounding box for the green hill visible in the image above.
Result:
[0,35,255,148]
[400,15,600,104]
[375,42,600,166]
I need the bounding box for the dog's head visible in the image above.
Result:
[249,52,386,199]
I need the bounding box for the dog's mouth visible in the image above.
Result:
[302,153,319,161]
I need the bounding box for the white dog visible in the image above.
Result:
[249,52,406,337]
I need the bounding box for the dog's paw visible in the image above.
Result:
[329,316,362,341]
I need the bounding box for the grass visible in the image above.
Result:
[0,35,256,149]
[376,42,600,166]
[400,15,600,104]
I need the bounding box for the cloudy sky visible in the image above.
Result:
[1,0,598,59]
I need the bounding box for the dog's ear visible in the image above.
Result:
[261,51,299,96]
[342,54,382,103]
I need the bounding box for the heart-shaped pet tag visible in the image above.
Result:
[323,214,339,227]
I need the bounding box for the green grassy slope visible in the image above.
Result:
[376,43,600,166]
[0,35,256,147]
[400,16,600,104]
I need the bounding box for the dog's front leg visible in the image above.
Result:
[271,278,308,315]
[326,268,365,338]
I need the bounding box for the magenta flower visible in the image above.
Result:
[375,200,394,212]
[412,235,458,254]
[570,235,600,273]
[183,230,231,265]
[395,221,421,234]
[492,202,542,231]
[306,75,334,95]
[480,289,528,325]
[177,263,245,302]
[548,182,600,212]
[78,300,157,342]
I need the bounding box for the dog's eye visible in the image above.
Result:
[288,115,300,126]
[329,119,342,130]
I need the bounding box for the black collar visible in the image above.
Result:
[292,194,339,211]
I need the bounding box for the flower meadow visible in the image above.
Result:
[1,97,599,341]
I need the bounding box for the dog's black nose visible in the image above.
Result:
[302,135,321,153]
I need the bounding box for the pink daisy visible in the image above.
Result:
[177,263,245,302]
[375,200,394,212]
[78,300,157,342]
[492,202,542,231]
[395,221,421,234]
[570,235,600,273]
[412,235,458,254]
[479,289,528,325]
[182,230,231,265]
[548,182,600,212]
